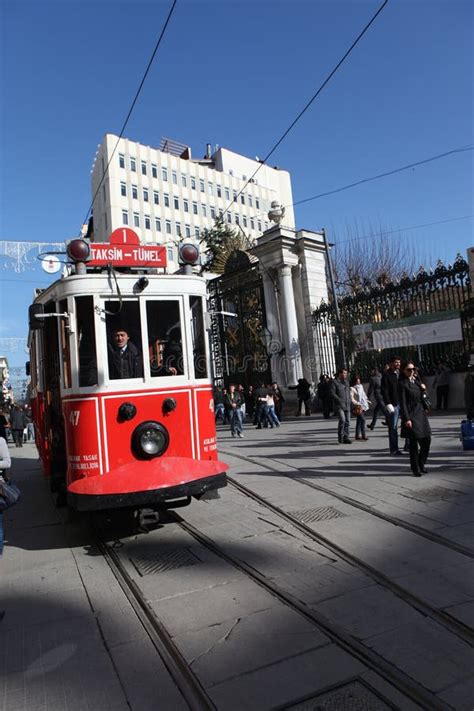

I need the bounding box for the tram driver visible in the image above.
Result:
[108,327,144,380]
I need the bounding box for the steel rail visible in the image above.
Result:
[219,448,474,560]
[92,528,216,711]
[176,517,451,711]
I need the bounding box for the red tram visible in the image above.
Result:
[28,229,228,512]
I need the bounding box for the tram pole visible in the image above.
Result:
[321,228,347,369]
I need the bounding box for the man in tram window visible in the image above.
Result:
[161,328,182,375]
[108,327,144,380]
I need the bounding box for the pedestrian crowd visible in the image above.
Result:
[214,357,462,478]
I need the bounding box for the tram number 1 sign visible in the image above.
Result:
[88,228,167,268]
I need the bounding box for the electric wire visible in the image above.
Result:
[220,0,390,218]
[82,0,178,230]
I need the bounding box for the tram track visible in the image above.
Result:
[220,447,474,560]
[218,449,474,648]
[174,515,450,711]
[92,525,216,711]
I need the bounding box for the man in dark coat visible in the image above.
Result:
[317,374,332,419]
[108,328,144,379]
[381,356,402,455]
[289,378,312,416]
[398,362,431,476]
[367,367,385,430]
[330,368,352,444]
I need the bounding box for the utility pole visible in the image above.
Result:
[321,228,347,368]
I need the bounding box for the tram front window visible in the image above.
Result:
[76,296,98,386]
[146,301,183,377]
[106,302,144,380]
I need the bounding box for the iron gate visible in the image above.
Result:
[207,255,270,387]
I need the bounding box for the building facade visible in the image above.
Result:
[91,135,295,270]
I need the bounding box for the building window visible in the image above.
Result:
[235,214,240,225]
[174,196,179,210]
[243,216,247,228]
[256,198,260,209]
[132,185,138,199]
[183,199,189,212]
[250,218,255,230]
[208,182,213,195]
[185,224,191,237]
[200,179,205,192]
[248,195,253,207]
[122,210,129,225]
[130,157,136,172]
[155,217,161,231]
[172,171,177,184]
[194,227,200,238]
[145,215,151,229]
[152,164,158,178]
[182,175,187,187]
[162,167,168,181]
[102,185,106,202]
[192,202,198,215]
[191,176,196,190]
[119,153,125,169]
[227,213,232,224]
[176,222,181,237]
[202,204,207,217]
[167,245,174,261]
[165,220,171,234]
[229,169,234,176]
[240,194,245,205]
[233,191,237,203]
[164,193,170,207]
[143,188,149,202]
[225,188,230,201]
[153,191,159,205]
[210,206,216,219]
[141,161,147,176]
[134,212,140,227]
[120,182,127,197]
[257,220,262,231]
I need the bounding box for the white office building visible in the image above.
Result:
[90,135,295,269]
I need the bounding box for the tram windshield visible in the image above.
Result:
[106,302,144,380]
[76,296,98,386]
[146,300,184,377]
[190,296,207,379]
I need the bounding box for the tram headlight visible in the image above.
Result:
[132,421,169,459]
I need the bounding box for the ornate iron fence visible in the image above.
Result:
[313,254,472,378]
[207,260,270,387]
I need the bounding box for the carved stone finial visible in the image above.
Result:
[268,200,285,225]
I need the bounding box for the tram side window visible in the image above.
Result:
[190,296,208,379]
[76,296,98,387]
[106,302,144,380]
[59,299,72,389]
[146,301,183,377]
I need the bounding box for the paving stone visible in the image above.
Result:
[174,604,329,686]
[209,644,368,710]
[438,675,474,711]
[444,599,474,628]
[393,561,474,607]
[271,563,374,606]
[365,618,474,692]
[149,578,277,636]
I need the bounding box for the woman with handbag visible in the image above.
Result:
[350,374,370,441]
[398,361,431,477]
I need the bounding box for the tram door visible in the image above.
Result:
[42,300,67,488]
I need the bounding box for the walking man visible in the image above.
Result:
[330,368,352,444]
[381,356,402,455]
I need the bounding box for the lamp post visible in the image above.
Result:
[321,228,347,368]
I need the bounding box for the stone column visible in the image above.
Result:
[278,265,301,385]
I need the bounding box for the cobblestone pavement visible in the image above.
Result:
[1,412,472,710]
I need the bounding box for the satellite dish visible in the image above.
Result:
[41,255,61,274]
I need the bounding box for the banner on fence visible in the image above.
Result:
[353,310,463,351]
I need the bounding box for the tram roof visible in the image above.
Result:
[32,271,207,304]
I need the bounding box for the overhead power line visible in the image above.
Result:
[221,0,389,217]
[332,214,473,247]
[82,0,178,229]
[293,145,474,209]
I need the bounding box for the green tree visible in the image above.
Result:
[200,218,246,273]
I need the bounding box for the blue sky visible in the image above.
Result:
[1,0,473,380]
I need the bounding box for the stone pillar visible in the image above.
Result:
[278,265,302,385]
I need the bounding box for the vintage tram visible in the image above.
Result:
[28,229,228,512]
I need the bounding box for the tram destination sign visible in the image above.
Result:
[88,228,167,268]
